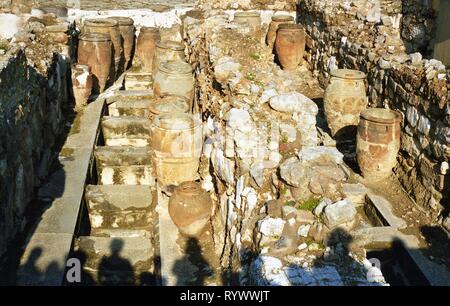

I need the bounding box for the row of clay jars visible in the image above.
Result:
[323,69,368,138]
[82,18,123,79]
[356,108,401,181]
[274,23,306,70]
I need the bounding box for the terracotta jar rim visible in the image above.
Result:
[271,15,294,22]
[79,32,111,42]
[159,60,193,75]
[360,108,402,124]
[278,23,303,31]
[149,95,190,115]
[176,181,204,196]
[107,16,134,26]
[154,113,200,130]
[84,18,118,28]
[331,68,366,80]
[156,40,184,51]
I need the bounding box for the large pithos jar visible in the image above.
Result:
[233,11,261,36]
[151,113,203,186]
[107,16,135,70]
[153,60,194,105]
[71,64,92,107]
[356,108,401,181]
[266,15,294,49]
[83,18,123,80]
[152,40,186,76]
[77,33,112,93]
[275,23,305,70]
[323,69,368,138]
[168,181,213,237]
[148,95,190,122]
[135,26,160,73]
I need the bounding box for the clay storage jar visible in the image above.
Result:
[153,60,194,106]
[152,40,186,77]
[323,69,368,138]
[151,113,203,186]
[135,26,160,73]
[356,108,401,181]
[83,18,123,80]
[107,16,135,70]
[168,181,212,237]
[233,11,261,36]
[266,15,294,49]
[148,95,190,123]
[78,33,112,94]
[275,23,306,70]
[71,64,93,107]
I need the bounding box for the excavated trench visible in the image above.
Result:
[2,4,449,286]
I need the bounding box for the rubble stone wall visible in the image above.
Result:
[0,49,69,259]
[298,0,449,223]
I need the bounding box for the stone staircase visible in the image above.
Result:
[73,89,159,285]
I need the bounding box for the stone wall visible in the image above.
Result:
[0,47,70,259]
[298,0,449,226]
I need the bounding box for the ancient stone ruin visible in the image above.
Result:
[0,0,449,286]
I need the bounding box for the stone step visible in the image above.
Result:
[124,71,153,90]
[90,229,152,238]
[73,236,156,285]
[85,185,156,230]
[108,98,153,117]
[94,146,154,186]
[101,116,151,147]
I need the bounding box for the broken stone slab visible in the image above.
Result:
[343,183,368,207]
[313,198,332,217]
[351,226,403,247]
[298,146,344,165]
[101,116,151,147]
[322,199,357,228]
[365,193,407,229]
[84,185,155,230]
[94,146,154,186]
[269,92,318,114]
[258,217,285,237]
[279,157,305,187]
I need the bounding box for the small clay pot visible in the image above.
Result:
[152,40,185,76]
[168,181,213,237]
[274,23,305,70]
[71,64,93,107]
[233,11,261,35]
[148,95,190,122]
